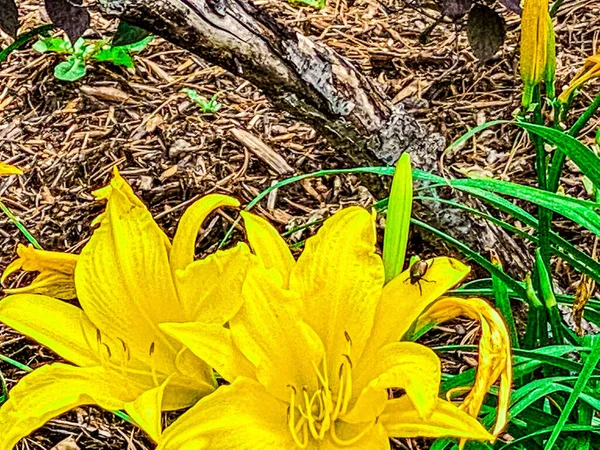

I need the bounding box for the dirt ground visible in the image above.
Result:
[0,0,599,448]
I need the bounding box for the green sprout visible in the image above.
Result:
[181,88,222,114]
[32,35,154,82]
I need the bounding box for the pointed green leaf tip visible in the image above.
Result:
[383,153,413,283]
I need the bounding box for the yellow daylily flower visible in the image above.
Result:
[0,168,250,449]
[158,207,508,449]
[558,54,600,104]
[0,163,22,176]
[1,244,78,299]
[520,0,556,107]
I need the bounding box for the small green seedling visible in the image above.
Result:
[181,88,221,114]
[33,35,154,82]
[289,0,326,8]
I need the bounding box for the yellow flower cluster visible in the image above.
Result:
[0,167,512,449]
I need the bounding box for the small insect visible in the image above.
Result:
[405,259,435,295]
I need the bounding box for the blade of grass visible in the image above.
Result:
[0,200,42,249]
[0,354,32,372]
[543,335,600,449]
[411,217,529,299]
[218,166,393,248]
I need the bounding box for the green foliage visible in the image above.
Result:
[32,35,153,82]
[382,153,412,283]
[288,0,326,8]
[181,88,222,114]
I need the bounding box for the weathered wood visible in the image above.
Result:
[96,0,444,169]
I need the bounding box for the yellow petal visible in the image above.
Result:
[125,376,172,442]
[0,363,139,450]
[0,162,22,176]
[347,342,441,423]
[414,297,512,436]
[320,422,391,450]
[0,294,99,367]
[161,322,256,383]
[75,173,183,371]
[380,396,494,441]
[361,257,469,369]
[558,54,600,103]
[241,211,295,284]
[164,352,215,410]
[289,207,384,388]
[170,194,240,274]
[157,377,295,450]
[231,266,325,401]
[174,243,250,323]
[2,244,78,299]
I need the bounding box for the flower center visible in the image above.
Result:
[287,332,376,448]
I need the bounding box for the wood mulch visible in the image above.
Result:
[0,0,599,448]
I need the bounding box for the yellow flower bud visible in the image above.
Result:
[520,0,556,107]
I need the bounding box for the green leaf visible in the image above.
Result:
[119,35,154,53]
[517,123,600,189]
[383,153,412,283]
[93,47,134,68]
[32,36,72,54]
[0,24,55,64]
[414,169,600,237]
[54,56,86,81]
[112,21,150,47]
[543,336,600,449]
[491,255,519,348]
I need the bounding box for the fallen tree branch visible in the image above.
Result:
[96,0,444,168]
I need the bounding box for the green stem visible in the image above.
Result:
[531,88,552,271]
[548,93,600,193]
[0,24,55,63]
[0,200,42,249]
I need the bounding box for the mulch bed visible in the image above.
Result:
[1,0,599,448]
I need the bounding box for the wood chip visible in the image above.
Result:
[229,128,294,175]
[51,437,80,450]
[79,86,133,103]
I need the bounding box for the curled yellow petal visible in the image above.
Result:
[0,162,22,176]
[558,54,600,104]
[414,297,512,437]
[171,194,240,274]
[1,244,78,299]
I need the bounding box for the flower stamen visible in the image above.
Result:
[330,418,377,446]
[288,386,308,449]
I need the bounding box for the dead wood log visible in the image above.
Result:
[94,0,531,278]
[96,0,443,168]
